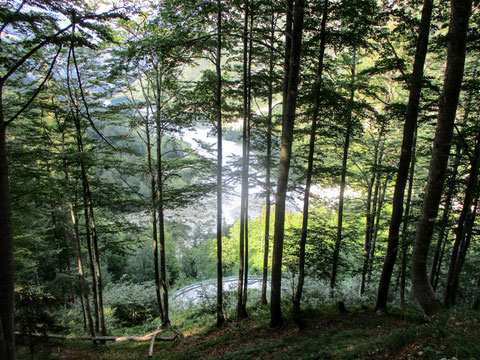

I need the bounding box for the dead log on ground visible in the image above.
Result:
[15,330,177,342]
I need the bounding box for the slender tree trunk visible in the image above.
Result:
[86,181,106,336]
[411,0,472,316]
[242,6,254,313]
[281,0,294,127]
[361,169,375,295]
[261,12,276,306]
[293,0,328,319]
[61,130,96,341]
[364,146,387,283]
[375,0,434,312]
[79,292,87,330]
[0,121,15,360]
[331,50,356,291]
[270,0,305,328]
[433,233,448,290]
[154,69,170,325]
[237,0,250,319]
[157,149,169,326]
[73,109,107,336]
[368,175,389,281]
[74,111,100,334]
[146,122,165,321]
[429,150,461,290]
[445,134,480,306]
[146,122,164,321]
[215,0,225,326]
[360,130,384,295]
[400,127,417,308]
[432,72,474,290]
[70,201,96,341]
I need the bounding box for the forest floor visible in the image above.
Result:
[17,305,480,360]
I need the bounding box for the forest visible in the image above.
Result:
[1,0,480,359]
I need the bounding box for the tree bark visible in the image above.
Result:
[146,121,165,323]
[400,127,417,308]
[242,6,254,314]
[429,149,460,290]
[411,0,472,316]
[281,0,294,128]
[74,112,100,334]
[368,175,389,281]
[86,177,106,336]
[61,129,96,341]
[293,0,328,320]
[215,0,225,326]
[360,129,384,295]
[237,0,250,320]
[155,69,170,325]
[331,49,356,291]
[375,0,434,312]
[261,12,276,306]
[270,0,305,328]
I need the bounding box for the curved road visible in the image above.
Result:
[170,275,270,309]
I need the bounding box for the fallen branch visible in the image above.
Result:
[15,330,177,343]
[148,330,158,358]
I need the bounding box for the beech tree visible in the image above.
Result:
[411,0,472,316]
[270,0,305,328]
[375,0,434,313]
[293,0,328,320]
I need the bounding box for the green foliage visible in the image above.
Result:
[104,281,159,327]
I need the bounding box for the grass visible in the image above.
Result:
[16,304,480,360]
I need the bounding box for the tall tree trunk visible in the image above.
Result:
[261,12,276,306]
[399,127,418,308]
[237,0,250,320]
[74,111,100,334]
[270,0,305,328]
[61,130,96,342]
[215,0,225,326]
[331,50,356,291]
[281,0,294,126]
[86,180,106,336]
[411,0,472,316]
[368,175,389,281]
[73,110,107,336]
[444,133,480,307]
[79,291,87,330]
[0,121,15,360]
[242,6,254,313]
[360,130,384,295]
[375,0,434,312]
[157,144,169,326]
[154,69,170,325]
[293,0,328,319]
[429,149,461,290]
[432,73,475,291]
[146,121,165,321]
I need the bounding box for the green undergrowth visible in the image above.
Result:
[16,304,480,360]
